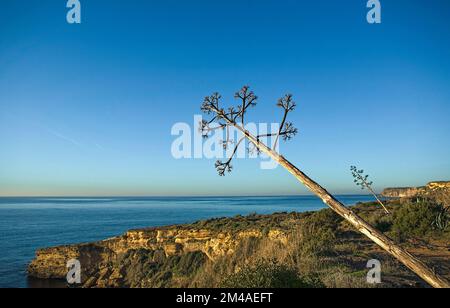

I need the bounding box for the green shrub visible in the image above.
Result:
[374,216,393,233]
[220,260,324,288]
[299,224,336,257]
[171,251,207,276]
[364,212,393,233]
[392,200,446,240]
[296,209,341,257]
[306,209,342,232]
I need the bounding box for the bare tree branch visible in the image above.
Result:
[215,137,245,176]
[234,86,257,126]
[274,94,298,150]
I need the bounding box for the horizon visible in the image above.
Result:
[0,180,447,198]
[1,0,450,197]
[0,193,375,198]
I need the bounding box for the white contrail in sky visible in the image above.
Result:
[46,129,83,148]
[4,111,103,150]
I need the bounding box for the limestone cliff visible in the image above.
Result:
[381,181,450,206]
[381,187,423,198]
[28,214,292,287]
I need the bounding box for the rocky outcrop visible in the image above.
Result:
[381,187,423,198]
[28,217,291,287]
[28,243,113,280]
[382,181,450,206]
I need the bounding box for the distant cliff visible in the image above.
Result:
[381,187,422,198]
[381,181,450,206]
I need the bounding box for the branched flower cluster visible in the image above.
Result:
[351,166,374,189]
[350,165,390,214]
[200,86,298,176]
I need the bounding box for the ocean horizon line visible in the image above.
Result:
[0,194,375,199]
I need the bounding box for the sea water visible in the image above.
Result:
[0,195,376,288]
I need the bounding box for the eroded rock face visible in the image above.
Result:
[381,187,423,198]
[382,181,450,206]
[27,244,113,280]
[27,224,288,287]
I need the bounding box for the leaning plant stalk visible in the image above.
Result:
[358,175,390,215]
[367,185,390,214]
[227,120,449,288]
[351,166,390,214]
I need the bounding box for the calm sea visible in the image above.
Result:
[0,195,376,288]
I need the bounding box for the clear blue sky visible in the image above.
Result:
[0,0,449,196]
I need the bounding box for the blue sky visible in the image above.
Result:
[0,0,449,196]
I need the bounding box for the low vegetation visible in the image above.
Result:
[189,197,449,288]
[220,260,324,288]
[392,200,448,240]
[84,197,449,288]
